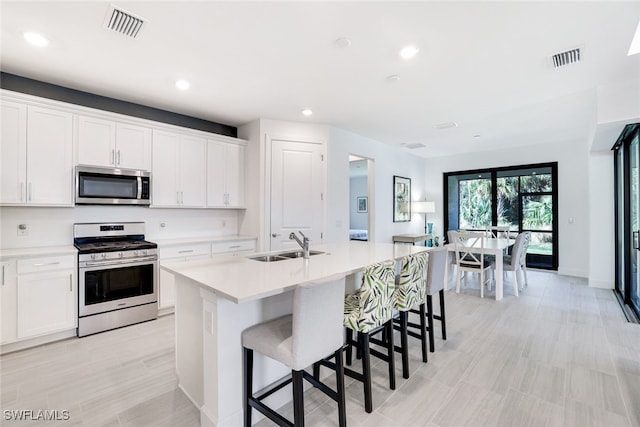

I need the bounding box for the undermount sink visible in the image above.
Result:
[278,250,325,258]
[248,250,325,262]
[248,255,289,262]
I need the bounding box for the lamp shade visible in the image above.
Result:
[413,201,435,214]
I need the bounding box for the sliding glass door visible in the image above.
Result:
[445,162,558,270]
[614,124,640,320]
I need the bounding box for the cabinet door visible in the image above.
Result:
[179,136,206,207]
[0,261,17,344]
[17,270,76,338]
[77,115,116,167]
[206,140,226,207]
[1,101,27,204]
[116,123,151,170]
[159,268,176,309]
[26,106,74,205]
[225,143,246,208]
[152,130,180,206]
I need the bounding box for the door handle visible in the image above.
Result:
[2,265,5,286]
[634,231,639,250]
[271,233,281,238]
[20,183,24,202]
[28,182,32,202]
[117,150,121,166]
[111,149,115,165]
[69,274,73,292]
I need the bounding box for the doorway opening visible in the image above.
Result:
[349,155,374,242]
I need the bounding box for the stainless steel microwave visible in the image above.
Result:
[75,166,150,205]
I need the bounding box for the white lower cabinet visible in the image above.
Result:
[158,238,256,311]
[159,243,211,310]
[0,254,77,344]
[0,260,17,344]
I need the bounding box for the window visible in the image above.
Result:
[445,163,558,270]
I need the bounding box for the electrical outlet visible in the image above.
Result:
[160,221,167,229]
[18,224,28,236]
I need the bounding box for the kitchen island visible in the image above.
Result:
[162,241,427,426]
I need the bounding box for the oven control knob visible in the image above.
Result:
[101,253,107,259]
[118,252,124,258]
[133,250,139,256]
[90,253,97,260]
[143,250,148,255]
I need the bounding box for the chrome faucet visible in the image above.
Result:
[289,231,310,259]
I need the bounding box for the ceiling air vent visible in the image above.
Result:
[551,48,581,68]
[104,5,146,39]
[404,143,426,149]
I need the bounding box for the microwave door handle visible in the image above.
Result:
[137,177,142,200]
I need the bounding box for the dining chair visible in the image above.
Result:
[485,225,511,239]
[452,231,495,298]
[503,231,531,293]
[242,276,347,427]
[316,260,397,414]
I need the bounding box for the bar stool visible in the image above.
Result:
[317,260,396,414]
[390,252,428,379]
[242,276,347,427]
[409,247,448,353]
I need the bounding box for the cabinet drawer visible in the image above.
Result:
[160,243,211,260]
[211,239,255,254]
[17,255,75,274]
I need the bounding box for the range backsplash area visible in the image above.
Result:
[0,206,240,249]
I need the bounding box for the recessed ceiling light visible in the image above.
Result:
[23,32,49,47]
[434,121,458,130]
[334,37,351,49]
[386,75,400,83]
[175,79,190,90]
[302,109,313,116]
[629,19,640,56]
[473,134,481,139]
[399,45,419,60]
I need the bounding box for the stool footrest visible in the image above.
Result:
[254,373,293,401]
[248,396,294,427]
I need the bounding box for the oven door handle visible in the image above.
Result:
[83,257,157,267]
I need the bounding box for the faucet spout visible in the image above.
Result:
[289,231,310,259]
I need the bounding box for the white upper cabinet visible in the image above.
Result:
[1,102,73,206]
[207,139,246,208]
[77,115,151,170]
[152,130,206,208]
[1,101,27,204]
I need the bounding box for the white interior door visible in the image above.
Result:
[270,139,324,251]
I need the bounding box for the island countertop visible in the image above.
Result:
[161,241,428,303]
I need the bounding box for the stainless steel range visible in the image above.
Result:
[73,222,158,337]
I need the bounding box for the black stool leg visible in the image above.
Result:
[419,302,428,363]
[360,332,373,413]
[427,295,435,353]
[243,347,253,427]
[386,321,396,390]
[334,349,347,427]
[345,327,353,365]
[292,370,305,427]
[313,362,321,380]
[399,311,410,379]
[439,289,447,340]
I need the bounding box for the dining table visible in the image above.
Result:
[444,237,515,301]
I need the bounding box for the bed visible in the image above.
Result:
[349,229,368,241]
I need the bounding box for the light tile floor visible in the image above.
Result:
[1,270,639,426]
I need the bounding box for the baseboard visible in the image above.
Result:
[557,268,588,278]
[1,329,77,355]
[588,278,614,289]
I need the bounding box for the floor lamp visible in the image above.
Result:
[413,201,435,246]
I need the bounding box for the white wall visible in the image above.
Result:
[349,176,368,230]
[328,127,428,244]
[0,206,238,248]
[424,137,590,278]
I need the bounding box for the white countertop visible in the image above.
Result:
[153,235,257,247]
[162,241,428,304]
[0,245,77,260]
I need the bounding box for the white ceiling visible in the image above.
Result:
[2,1,639,158]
